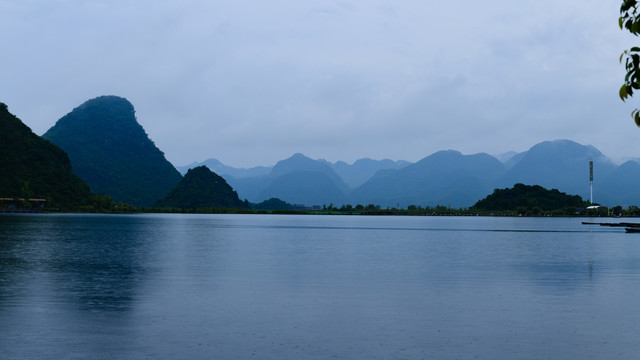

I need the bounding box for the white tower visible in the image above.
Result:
[589,160,593,204]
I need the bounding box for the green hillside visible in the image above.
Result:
[0,102,91,209]
[155,166,248,209]
[42,96,182,207]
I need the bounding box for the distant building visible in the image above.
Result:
[291,204,320,211]
[0,197,46,212]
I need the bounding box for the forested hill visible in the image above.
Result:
[472,183,587,212]
[155,166,248,209]
[0,102,91,208]
[43,96,182,207]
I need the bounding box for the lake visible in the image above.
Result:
[1,213,639,359]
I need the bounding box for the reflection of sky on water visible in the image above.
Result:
[2,214,640,359]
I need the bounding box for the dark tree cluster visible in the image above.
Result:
[471,183,588,214]
[620,0,640,124]
[252,198,293,211]
[0,102,92,209]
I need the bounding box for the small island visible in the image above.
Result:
[470,183,590,216]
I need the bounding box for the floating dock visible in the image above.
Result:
[582,221,640,233]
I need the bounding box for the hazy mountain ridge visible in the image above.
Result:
[176,158,271,178]
[493,151,519,163]
[494,140,616,203]
[224,153,351,205]
[257,170,348,206]
[350,150,506,208]
[331,158,409,188]
[598,161,640,206]
[180,155,410,203]
[270,153,349,191]
[185,139,639,208]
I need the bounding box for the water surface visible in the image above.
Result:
[1,214,638,359]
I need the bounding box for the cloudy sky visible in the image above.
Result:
[0,0,636,167]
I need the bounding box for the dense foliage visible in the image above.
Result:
[0,102,91,209]
[471,183,588,214]
[252,198,293,210]
[620,0,640,125]
[154,166,249,209]
[42,96,182,207]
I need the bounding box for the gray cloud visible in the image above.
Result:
[0,0,633,167]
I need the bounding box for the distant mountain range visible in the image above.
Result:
[350,150,504,208]
[176,159,271,179]
[177,156,409,188]
[180,154,410,206]
[3,95,637,210]
[179,140,640,208]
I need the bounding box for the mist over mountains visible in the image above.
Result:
[350,151,504,208]
[177,159,271,179]
[3,94,638,210]
[180,140,639,208]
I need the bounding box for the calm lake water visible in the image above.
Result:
[1,214,639,359]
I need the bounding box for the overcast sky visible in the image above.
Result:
[0,0,636,167]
